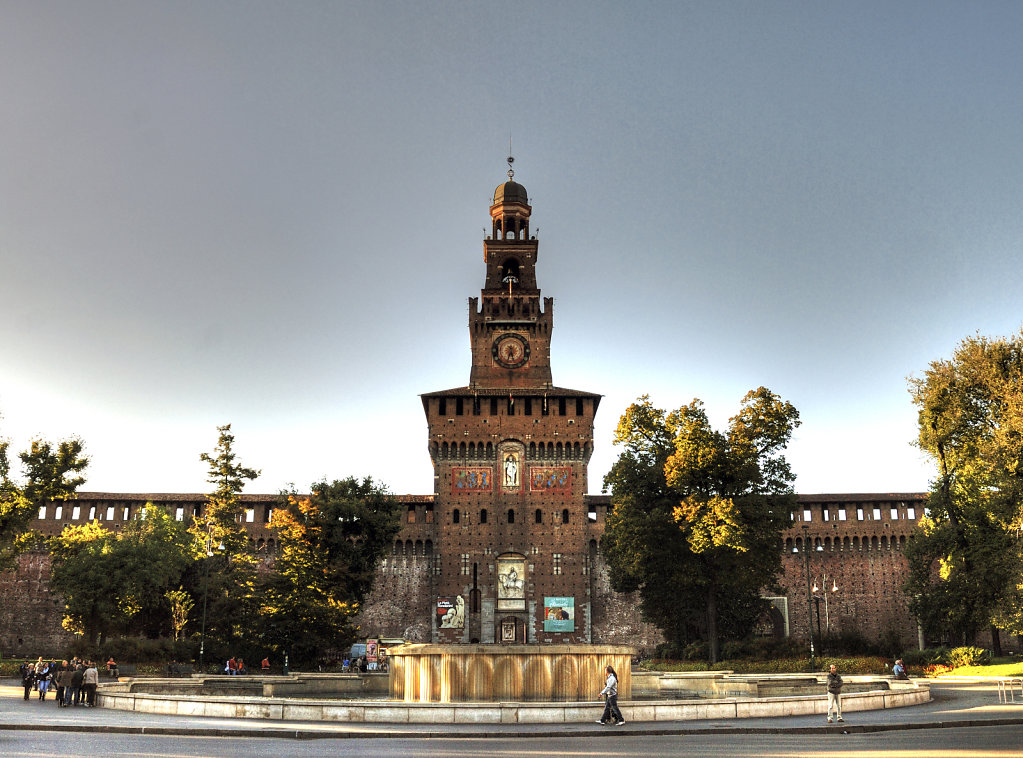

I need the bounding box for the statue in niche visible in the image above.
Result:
[503,452,519,489]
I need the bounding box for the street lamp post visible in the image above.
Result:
[813,594,823,653]
[812,572,839,655]
[800,525,815,672]
[198,525,223,674]
[198,527,213,673]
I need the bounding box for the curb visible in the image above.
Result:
[1,717,1022,740]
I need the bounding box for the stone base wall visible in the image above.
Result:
[0,551,72,656]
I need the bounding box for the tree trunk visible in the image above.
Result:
[706,586,719,664]
[990,625,1002,657]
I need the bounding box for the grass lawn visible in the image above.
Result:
[942,660,1023,677]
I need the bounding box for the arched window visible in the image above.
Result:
[535,509,542,524]
[453,509,460,524]
[507,509,515,524]
[480,508,488,524]
[562,508,569,524]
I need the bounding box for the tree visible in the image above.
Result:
[191,424,260,557]
[602,389,800,662]
[187,424,261,652]
[0,434,88,572]
[906,330,1023,650]
[49,504,192,644]
[255,477,402,665]
[166,587,195,642]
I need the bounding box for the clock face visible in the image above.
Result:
[492,334,530,369]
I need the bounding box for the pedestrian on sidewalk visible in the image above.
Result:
[35,657,50,700]
[826,663,844,723]
[83,661,99,707]
[596,664,626,725]
[55,661,73,707]
[71,662,85,705]
[20,661,35,700]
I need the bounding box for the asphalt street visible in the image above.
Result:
[0,677,1020,757]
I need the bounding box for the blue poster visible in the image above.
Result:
[543,596,575,632]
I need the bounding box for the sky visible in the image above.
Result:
[2,1,1022,499]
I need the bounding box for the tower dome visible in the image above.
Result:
[493,180,528,206]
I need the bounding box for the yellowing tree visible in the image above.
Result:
[603,388,800,662]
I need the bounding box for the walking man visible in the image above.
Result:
[826,663,844,723]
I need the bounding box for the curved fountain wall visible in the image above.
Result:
[388,644,635,702]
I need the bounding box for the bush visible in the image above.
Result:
[66,637,198,665]
[827,629,880,657]
[720,637,805,660]
[945,646,991,668]
[902,647,948,667]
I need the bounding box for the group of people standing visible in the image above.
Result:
[19,657,100,707]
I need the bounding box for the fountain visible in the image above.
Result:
[388,643,635,702]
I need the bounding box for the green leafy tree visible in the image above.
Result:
[603,389,800,662]
[906,330,1023,650]
[188,424,261,652]
[0,435,88,571]
[191,424,260,557]
[49,504,192,644]
[255,477,402,665]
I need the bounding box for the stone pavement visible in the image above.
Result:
[0,678,1021,740]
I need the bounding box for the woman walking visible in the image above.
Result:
[34,657,50,700]
[595,664,626,725]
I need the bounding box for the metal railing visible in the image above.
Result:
[996,677,1023,703]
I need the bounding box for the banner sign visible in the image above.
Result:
[544,596,575,632]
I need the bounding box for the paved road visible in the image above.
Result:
[1,724,1021,757]
[1,678,1021,756]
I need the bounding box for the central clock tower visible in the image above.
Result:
[468,167,553,389]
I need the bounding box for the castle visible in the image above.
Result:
[1,169,931,655]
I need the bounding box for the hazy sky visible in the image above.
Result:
[2,2,1021,498]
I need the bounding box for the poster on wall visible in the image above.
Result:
[496,554,526,611]
[543,596,575,632]
[366,639,379,669]
[437,596,465,629]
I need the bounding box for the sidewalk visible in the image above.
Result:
[1,679,1021,740]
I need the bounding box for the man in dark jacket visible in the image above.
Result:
[826,664,844,723]
[71,662,85,706]
[20,662,34,700]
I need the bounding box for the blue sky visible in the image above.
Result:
[2,1,1021,497]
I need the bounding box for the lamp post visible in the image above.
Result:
[800,525,815,672]
[812,593,823,653]
[198,524,224,674]
[812,571,838,655]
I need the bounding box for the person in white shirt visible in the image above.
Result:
[596,664,625,725]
